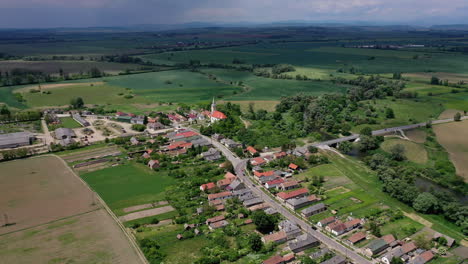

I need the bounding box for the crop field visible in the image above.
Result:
[19,82,145,108]
[406,129,427,143]
[433,120,468,182]
[0,60,144,75]
[145,43,468,73]
[381,138,428,164]
[0,155,142,263]
[202,68,348,100]
[353,98,445,132]
[0,155,96,234]
[81,162,176,214]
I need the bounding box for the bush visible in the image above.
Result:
[131,124,146,132]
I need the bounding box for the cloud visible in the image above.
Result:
[0,0,467,28]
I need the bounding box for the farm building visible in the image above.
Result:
[209,220,229,230]
[285,195,318,210]
[301,203,326,217]
[277,188,309,202]
[287,233,319,253]
[148,160,160,169]
[72,113,90,127]
[317,216,336,227]
[201,148,221,161]
[411,251,434,264]
[0,131,35,149]
[147,122,165,130]
[131,116,145,125]
[200,182,216,191]
[381,242,417,264]
[262,231,287,244]
[207,191,233,202]
[279,180,299,191]
[347,232,366,245]
[278,220,302,240]
[320,255,346,264]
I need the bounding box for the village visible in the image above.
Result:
[0,99,462,264]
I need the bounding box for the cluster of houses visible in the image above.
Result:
[357,234,436,264]
[315,216,363,237]
[166,99,227,125]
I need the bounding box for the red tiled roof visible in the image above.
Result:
[206,215,225,223]
[382,234,396,244]
[265,178,285,186]
[419,251,434,262]
[146,149,153,154]
[207,191,232,200]
[224,172,237,179]
[277,188,308,200]
[401,242,417,254]
[282,253,295,262]
[263,255,284,264]
[327,220,344,230]
[251,157,266,165]
[254,170,275,177]
[289,163,298,170]
[175,131,198,138]
[246,146,257,154]
[263,231,287,243]
[215,204,225,211]
[274,151,287,158]
[217,178,234,187]
[211,111,227,119]
[348,232,366,243]
[344,218,361,229]
[319,216,336,225]
[200,182,216,191]
[281,180,299,188]
[244,219,253,224]
[167,141,193,150]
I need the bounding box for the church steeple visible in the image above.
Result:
[211,97,216,113]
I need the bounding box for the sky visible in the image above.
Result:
[1,0,468,28]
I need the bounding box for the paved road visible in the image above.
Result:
[188,129,372,264]
[312,116,468,147]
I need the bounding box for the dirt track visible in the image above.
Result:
[119,205,175,222]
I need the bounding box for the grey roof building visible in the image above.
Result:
[320,255,346,264]
[286,196,313,210]
[228,179,245,191]
[264,208,278,215]
[201,148,222,161]
[243,197,263,207]
[288,233,319,253]
[278,220,302,239]
[0,132,35,149]
[310,248,330,259]
[54,128,76,140]
[301,203,326,217]
[191,138,211,147]
[72,113,90,127]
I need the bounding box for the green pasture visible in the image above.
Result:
[352,98,444,132]
[58,117,82,129]
[19,83,144,108]
[381,138,428,164]
[203,68,348,100]
[325,153,465,241]
[380,217,424,239]
[148,43,468,74]
[81,162,176,212]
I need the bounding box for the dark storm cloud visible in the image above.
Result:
[0,0,467,28]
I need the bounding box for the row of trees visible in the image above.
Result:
[0,105,41,122]
[365,153,468,234]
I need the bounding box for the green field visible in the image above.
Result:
[203,68,348,100]
[381,138,428,164]
[81,162,176,212]
[58,117,82,129]
[380,217,424,239]
[144,43,468,74]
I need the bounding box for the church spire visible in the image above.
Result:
[211,97,216,113]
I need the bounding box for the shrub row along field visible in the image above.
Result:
[0,155,142,264]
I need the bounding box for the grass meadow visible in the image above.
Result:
[381,138,428,164]
[81,162,176,213]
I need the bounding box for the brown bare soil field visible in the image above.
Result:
[0,155,144,263]
[119,205,175,222]
[0,60,142,75]
[123,201,169,213]
[0,155,97,234]
[18,82,104,92]
[0,210,141,264]
[438,109,464,119]
[406,129,427,143]
[433,120,468,182]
